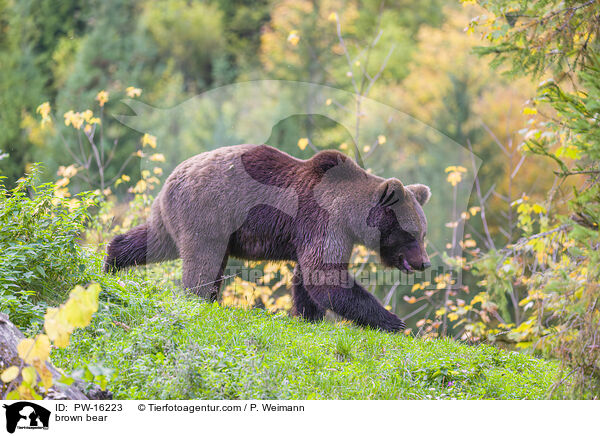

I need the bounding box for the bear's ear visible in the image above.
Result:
[310,150,346,175]
[374,178,405,207]
[406,184,431,206]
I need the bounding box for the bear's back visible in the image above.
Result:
[154,144,370,233]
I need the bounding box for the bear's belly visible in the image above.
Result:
[228,205,297,262]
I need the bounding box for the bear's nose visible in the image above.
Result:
[421,261,431,270]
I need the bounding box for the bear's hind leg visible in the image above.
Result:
[181,239,229,302]
[291,265,326,322]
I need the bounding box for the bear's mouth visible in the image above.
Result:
[398,255,412,272]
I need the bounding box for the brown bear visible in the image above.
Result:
[105,144,431,332]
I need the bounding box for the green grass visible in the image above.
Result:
[51,268,558,400]
[0,172,563,399]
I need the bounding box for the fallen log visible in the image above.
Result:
[0,313,109,400]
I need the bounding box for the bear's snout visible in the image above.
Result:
[399,246,430,272]
[413,260,431,271]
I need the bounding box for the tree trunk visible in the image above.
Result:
[0,313,92,400]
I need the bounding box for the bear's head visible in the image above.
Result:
[366,178,431,272]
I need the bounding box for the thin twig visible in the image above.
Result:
[467,139,496,250]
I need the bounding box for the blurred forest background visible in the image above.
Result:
[0,0,598,398]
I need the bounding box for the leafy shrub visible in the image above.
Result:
[460,0,600,398]
[0,167,97,328]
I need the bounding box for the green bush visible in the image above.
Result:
[0,166,96,329]
[469,0,600,398]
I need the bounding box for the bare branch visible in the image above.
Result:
[481,121,509,156]
[511,224,570,249]
[511,154,527,178]
[335,16,359,95]
[383,280,402,306]
[467,139,496,250]
[365,44,395,96]
[403,304,428,321]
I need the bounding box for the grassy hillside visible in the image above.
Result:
[0,172,558,400]
[52,268,557,400]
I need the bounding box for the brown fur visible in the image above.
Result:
[105,144,431,332]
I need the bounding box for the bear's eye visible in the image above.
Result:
[397,229,417,245]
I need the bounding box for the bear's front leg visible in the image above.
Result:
[291,265,326,322]
[299,264,406,332]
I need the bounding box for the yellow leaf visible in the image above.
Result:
[17,383,35,400]
[132,179,147,193]
[149,153,165,162]
[297,138,309,150]
[1,366,20,383]
[532,204,546,214]
[126,86,142,98]
[287,31,300,46]
[62,284,101,328]
[33,361,53,389]
[96,90,109,107]
[56,177,70,188]
[36,102,51,118]
[44,307,72,348]
[57,164,78,179]
[21,366,37,386]
[36,102,52,125]
[63,110,84,129]
[471,293,486,305]
[16,384,41,400]
[17,335,50,364]
[328,12,338,22]
[445,165,466,173]
[447,171,463,186]
[142,133,157,148]
[81,110,93,123]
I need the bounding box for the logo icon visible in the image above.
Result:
[2,402,50,434]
